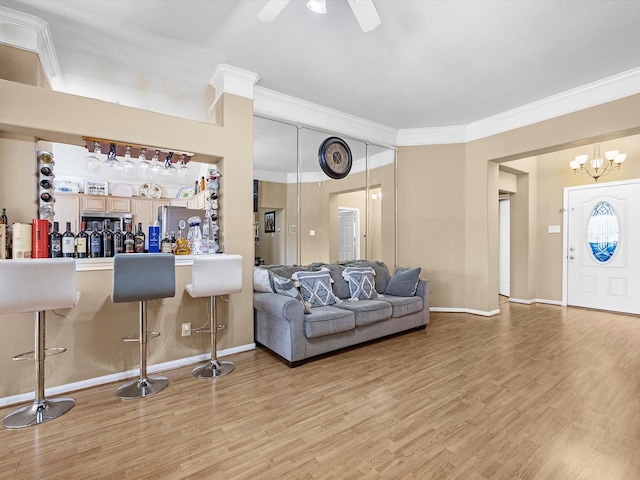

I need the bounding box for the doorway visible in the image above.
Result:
[338,207,359,262]
[564,179,640,314]
[499,196,511,297]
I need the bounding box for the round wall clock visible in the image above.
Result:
[318,137,352,179]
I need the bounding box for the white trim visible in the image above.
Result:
[0,343,256,408]
[430,307,500,317]
[209,63,260,105]
[508,297,535,305]
[535,298,563,306]
[0,6,63,89]
[396,126,467,146]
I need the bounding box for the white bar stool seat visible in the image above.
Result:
[186,254,242,378]
[112,253,175,399]
[0,258,77,429]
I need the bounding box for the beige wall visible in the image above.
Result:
[0,80,254,398]
[0,45,49,88]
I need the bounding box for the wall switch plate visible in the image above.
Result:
[548,225,561,234]
[181,322,191,336]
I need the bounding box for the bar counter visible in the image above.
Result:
[74,254,204,271]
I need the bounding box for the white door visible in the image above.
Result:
[338,208,358,261]
[565,180,640,314]
[499,198,510,297]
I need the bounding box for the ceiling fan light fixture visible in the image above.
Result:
[307,0,327,14]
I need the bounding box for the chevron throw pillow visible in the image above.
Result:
[342,266,378,300]
[292,269,338,307]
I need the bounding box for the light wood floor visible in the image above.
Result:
[2,302,640,479]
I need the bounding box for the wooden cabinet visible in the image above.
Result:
[131,198,171,229]
[81,195,107,212]
[107,197,131,212]
[55,194,80,231]
[186,190,209,210]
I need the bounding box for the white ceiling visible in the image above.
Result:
[3,0,640,132]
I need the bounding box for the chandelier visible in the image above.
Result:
[569,143,626,182]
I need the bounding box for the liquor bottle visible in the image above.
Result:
[76,222,88,258]
[200,176,206,192]
[49,221,62,258]
[89,221,102,258]
[1,208,7,225]
[173,220,191,255]
[160,232,173,253]
[134,222,145,253]
[124,222,135,253]
[102,220,113,257]
[194,180,199,194]
[113,220,125,254]
[170,231,177,252]
[61,221,76,258]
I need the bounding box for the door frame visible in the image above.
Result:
[562,177,640,307]
[338,207,360,261]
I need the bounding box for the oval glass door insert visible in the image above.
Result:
[588,201,619,263]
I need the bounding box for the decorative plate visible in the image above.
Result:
[139,182,161,199]
[318,136,353,179]
[54,180,81,193]
[111,183,134,197]
[176,186,194,199]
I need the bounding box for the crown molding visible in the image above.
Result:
[254,86,398,147]
[0,6,63,89]
[209,63,260,106]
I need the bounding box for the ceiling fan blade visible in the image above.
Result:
[257,0,291,23]
[346,0,381,32]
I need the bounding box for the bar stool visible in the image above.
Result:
[186,254,242,378]
[112,253,175,399]
[0,258,77,429]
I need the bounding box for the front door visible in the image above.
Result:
[565,180,640,314]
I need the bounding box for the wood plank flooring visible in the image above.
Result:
[2,301,640,479]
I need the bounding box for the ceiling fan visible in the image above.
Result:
[258,0,382,32]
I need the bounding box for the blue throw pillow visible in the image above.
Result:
[342,266,378,300]
[292,269,338,307]
[384,267,421,296]
[271,272,311,314]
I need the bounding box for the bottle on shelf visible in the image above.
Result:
[170,231,177,252]
[61,221,76,258]
[124,222,135,253]
[113,220,124,255]
[76,221,88,258]
[102,220,113,257]
[89,221,102,258]
[160,232,173,253]
[200,176,206,192]
[49,221,63,258]
[148,221,160,253]
[0,208,7,260]
[134,222,146,253]
[173,220,191,255]
[1,208,7,225]
[194,180,200,194]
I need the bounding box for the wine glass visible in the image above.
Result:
[161,152,177,177]
[104,143,122,170]
[85,143,102,175]
[121,146,135,178]
[177,154,190,182]
[149,150,163,182]
[137,148,150,180]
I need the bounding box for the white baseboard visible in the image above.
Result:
[430,307,501,317]
[0,343,256,408]
[508,297,535,305]
[509,298,562,306]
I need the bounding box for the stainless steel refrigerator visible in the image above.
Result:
[157,205,204,237]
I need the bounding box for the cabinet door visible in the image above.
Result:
[82,195,107,212]
[55,194,80,231]
[132,198,154,228]
[107,197,132,213]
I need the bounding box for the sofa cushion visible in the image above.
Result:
[253,267,273,293]
[346,261,390,293]
[335,299,392,326]
[381,295,423,318]
[324,264,351,299]
[271,273,310,314]
[385,267,421,297]
[293,268,339,307]
[342,266,378,300]
[304,306,355,338]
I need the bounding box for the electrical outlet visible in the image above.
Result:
[181,323,191,337]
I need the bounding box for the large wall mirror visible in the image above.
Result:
[253,116,396,267]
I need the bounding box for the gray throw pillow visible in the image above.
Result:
[253,267,273,293]
[384,267,421,296]
[271,272,310,314]
[342,266,378,300]
[292,268,338,307]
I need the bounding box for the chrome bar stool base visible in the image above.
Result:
[2,397,75,429]
[116,375,169,400]
[193,359,235,379]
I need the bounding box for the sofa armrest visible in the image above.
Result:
[253,292,305,324]
[415,279,433,325]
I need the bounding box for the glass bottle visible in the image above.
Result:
[134,222,146,253]
[49,221,63,258]
[102,220,113,257]
[161,232,173,253]
[61,221,76,258]
[113,220,124,254]
[1,208,8,225]
[170,231,177,252]
[76,221,88,258]
[173,220,191,255]
[89,221,102,258]
[124,222,135,253]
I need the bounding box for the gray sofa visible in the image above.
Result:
[253,261,432,367]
